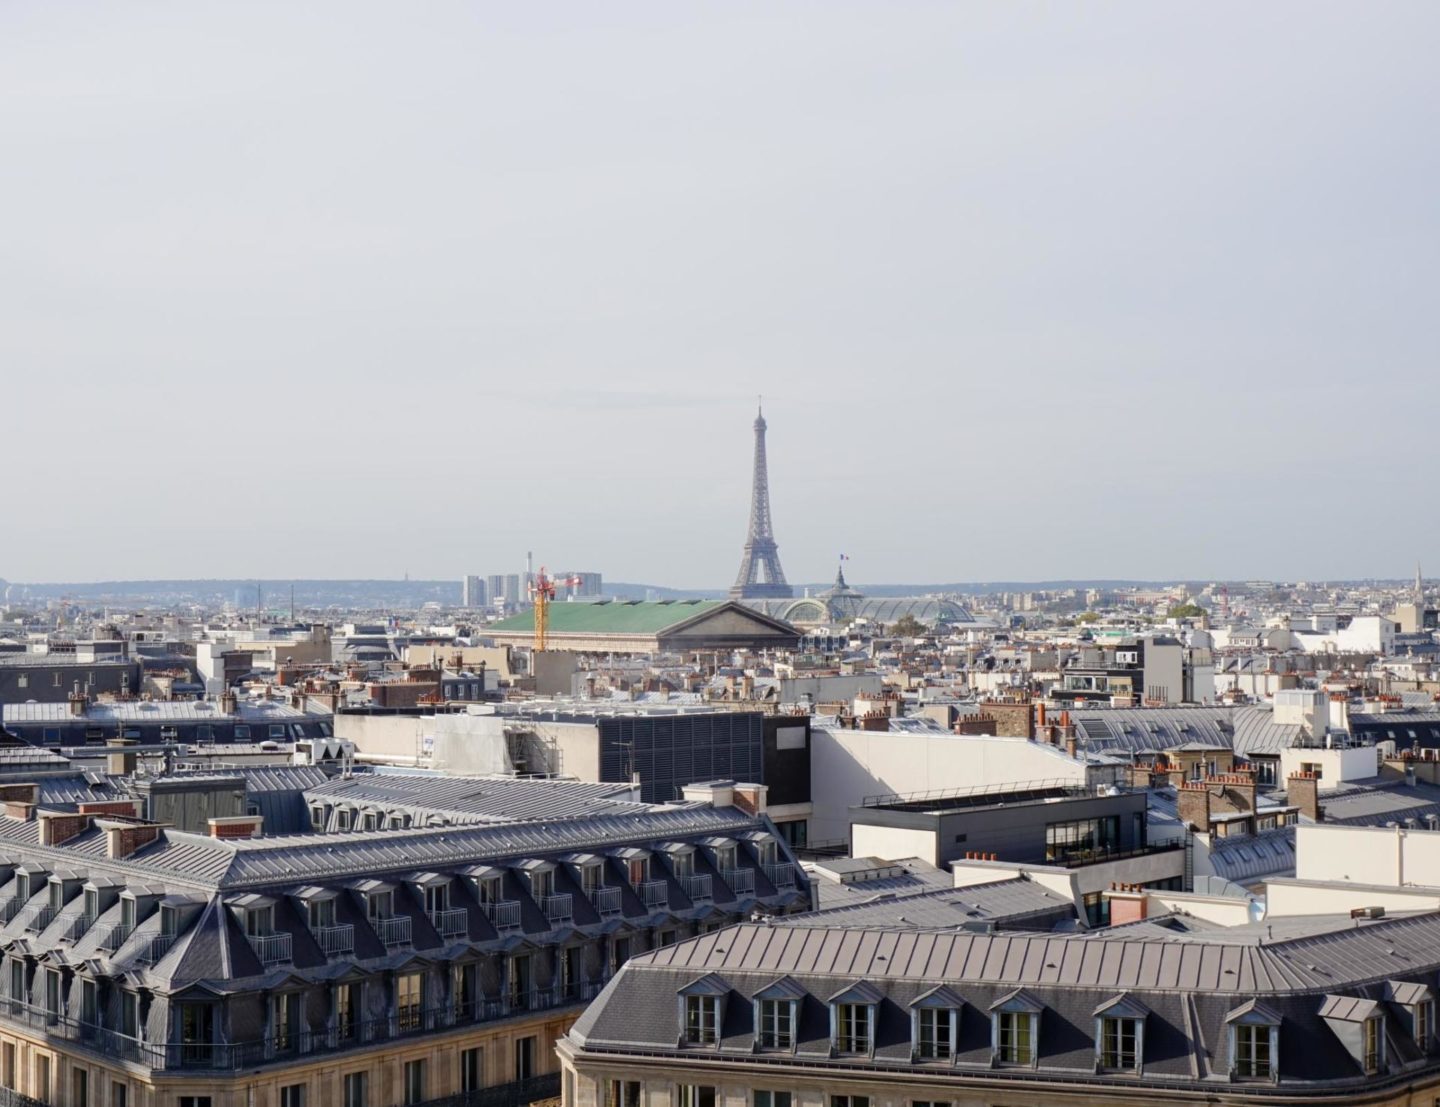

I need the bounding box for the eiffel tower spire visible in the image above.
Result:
[730,401,793,600]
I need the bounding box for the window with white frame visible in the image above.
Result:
[997,1010,1035,1064]
[1100,1016,1141,1070]
[916,1006,954,1060]
[758,997,795,1049]
[835,1003,872,1054]
[528,868,554,900]
[1418,1000,1433,1048]
[685,994,720,1044]
[1233,1022,1275,1078]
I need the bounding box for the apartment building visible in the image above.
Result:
[0,767,808,1107]
[560,911,1440,1105]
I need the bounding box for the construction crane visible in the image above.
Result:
[529,567,581,651]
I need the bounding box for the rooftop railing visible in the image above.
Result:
[430,907,469,940]
[483,900,521,934]
[592,886,622,918]
[313,923,354,956]
[95,920,131,953]
[372,914,412,948]
[721,868,755,897]
[248,932,292,966]
[137,934,174,966]
[682,874,713,904]
[764,862,797,890]
[640,880,668,910]
[541,894,573,927]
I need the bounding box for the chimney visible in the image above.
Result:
[1107,884,1149,926]
[207,815,263,839]
[1178,781,1212,831]
[107,738,138,777]
[219,689,238,715]
[1288,771,1322,822]
[38,812,92,847]
[68,681,88,717]
[101,820,163,860]
[1213,771,1257,816]
[1064,729,1078,759]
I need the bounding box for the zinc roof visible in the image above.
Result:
[488,600,721,635]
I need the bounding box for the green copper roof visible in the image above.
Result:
[488,600,724,635]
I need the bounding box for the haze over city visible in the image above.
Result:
[4,1,1438,585]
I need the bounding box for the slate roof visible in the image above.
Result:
[304,773,645,824]
[789,880,1075,932]
[1070,707,1235,754]
[568,912,1440,1089]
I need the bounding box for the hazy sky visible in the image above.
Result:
[3,2,1437,587]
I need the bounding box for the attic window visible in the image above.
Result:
[684,994,719,1045]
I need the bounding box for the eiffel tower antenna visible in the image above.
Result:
[730,401,793,600]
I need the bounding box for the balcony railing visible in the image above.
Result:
[640,880,668,910]
[721,868,755,897]
[592,886,622,918]
[56,911,91,942]
[764,862,797,890]
[22,905,56,934]
[372,915,412,948]
[96,921,132,953]
[0,982,611,1075]
[248,932,292,966]
[483,900,521,934]
[682,874,713,904]
[138,934,175,966]
[313,923,355,956]
[0,898,21,924]
[541,894,573,927]
[430,907,468,939]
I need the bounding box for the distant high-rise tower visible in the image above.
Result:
[730,403,793,599]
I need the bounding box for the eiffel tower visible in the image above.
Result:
[730,402,794,599]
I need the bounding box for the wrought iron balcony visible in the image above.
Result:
[248,931,292,966]
[372,914,412,948]
[22,905,56,934]
[430,907,468,939]
[764,862,797,890]
[313,923,355,956]
[592,885,622,918]
[721,868,755,897]
[541,894,573,926]
[137,934,174,966]
[0,898,20,924]
[683,874,713,904]
[56,911,90,942]
[640,880,669,910]
[483,900,521,933]
[95,921,132,952]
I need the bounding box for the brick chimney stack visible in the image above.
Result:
[1288,771,1322,822]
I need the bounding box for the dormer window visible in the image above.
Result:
[714,845,736,872]
[423,884,449,914]
[580,863,604,896]
[83,889,98,922]
[828,982,882,1056]
[990,989,1042,1066]
[752,976,804,1051]
[1228,999,1281,1080]
[627,858,649,885]
[670,851,694,878]
[367,891,393,921]
[308,899,335,929]
[910,985,962,1062]
[120,897,136,932]
[1417,999,1433,1049]
[677,974,727,1047]
[245,905,274,937]
[1363,1015,1384,1074]
[47,882,62,911]
[159,905,177,937]
[15,875,30,902]
[475,876,501,907]
[309,805,325,831]
[1094,994,1147,1073]
[685,994,720,1044]
[336,810,351,831]
[528,870,554,901]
